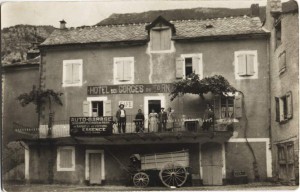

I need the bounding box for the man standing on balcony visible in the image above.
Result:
[203,104,214,131]
[158,107,168,132]
[116,104,126,133]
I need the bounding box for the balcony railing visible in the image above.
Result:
[39,113,236,138]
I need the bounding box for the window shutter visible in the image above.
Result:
[176,57,184,79]
[234,94,242,118]
[279,52,286,72]
[64,63,73,84]
[246,54,255,76]
[104,100,112,116]
[160,29,171,50]
[60,149,72,168]
[151,30,161,51]
[213,95,221,120]
[192,56,200,76]
[123,60,132,81]
[72,63,81,83]
[83,101,90,117]
[115,61,123,80]
[275,97,280,122]
[286,91,293,119]
[237,54,247,76]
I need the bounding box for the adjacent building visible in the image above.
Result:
[264,0,299,185]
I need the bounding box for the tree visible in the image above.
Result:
[16,85,63,136]
[170,73,237,101]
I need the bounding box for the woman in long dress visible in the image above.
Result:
[148,109,158,132]
[167,107,175,130]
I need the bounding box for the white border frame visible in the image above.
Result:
[144,96,166,128]
[85,149,105,180]
[180,53,203,79]
[234,50,258,80]
[87,97,108,117]
[57,146,75,171]
[113,57,134,85]
[149,28,174,53]
[62,59,83,87]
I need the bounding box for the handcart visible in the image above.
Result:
[132,150,189,187]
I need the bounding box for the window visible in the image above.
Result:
[221,97,234,118]
[275,91,293,123]
[57,146,75,171]
[83,97,112,117]
[279,51,286,74]
[113,57,134,84]
[176,54,203,79]
[62,59,83,87]
[150,25,171,51]
[234,51,258,79]
[275,19,282,48]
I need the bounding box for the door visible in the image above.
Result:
[201,142,223,185]
[148,100,161,114]
[89,153,102,184]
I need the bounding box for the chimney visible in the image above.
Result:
[251,4,260,17]
[270,0,282,18]
[60,20,67,29]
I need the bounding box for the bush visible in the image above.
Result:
[2,141,25,174]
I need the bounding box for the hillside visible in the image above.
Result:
[1,25,55,65]
[96,7,266,26]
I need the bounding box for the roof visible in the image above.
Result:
[96,7,266,26]
[2,56,40,69]
[41,16,267,46]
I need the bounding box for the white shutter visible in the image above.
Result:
[104,100,112,116]
[286,92,293,119]
[64,63,73,84]
[176,57,184,79]
[237,54,247,76]
[123,60,132,81]
[246,54,255,76]
[115,61,123,80]
[72,63,81,83]
[83,101,90,117]
[192,56,200,76]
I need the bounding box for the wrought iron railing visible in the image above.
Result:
[38,113,236,138]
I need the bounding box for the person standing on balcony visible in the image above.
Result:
[116,104,126,133]
[149,109,158,132]
[202,104,214,131]
[158,107,168,132]
[167,107,175,131]
[134,109,145,133]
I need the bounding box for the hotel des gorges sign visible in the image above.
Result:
[87,83,174,95]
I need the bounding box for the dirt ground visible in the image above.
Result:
[2,182,299,192]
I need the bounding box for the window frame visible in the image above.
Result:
[180,53,203,79]
[234,50,258,80]
[113,57,134,85]
[275,18,282,49]
[62,59,83,87]
[275,91,293,123]
[57,146,75,171]
[87,97,108,117]
[220,96,235,119]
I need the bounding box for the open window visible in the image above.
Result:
[176,54,203,79]
[275,91,293,123]
[57,146,75,171]
[234,51,258,79]
[275,19,282,48]
[83,98,111,117]
[113,57,134,84]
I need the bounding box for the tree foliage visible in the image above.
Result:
[16,85,63,113]
[170,73,237,101]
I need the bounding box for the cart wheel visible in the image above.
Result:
[159,162,188,187]
[133,172,150,187]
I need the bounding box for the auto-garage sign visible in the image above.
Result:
[69,116,113,136]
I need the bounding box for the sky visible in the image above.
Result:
[1,0,270,29]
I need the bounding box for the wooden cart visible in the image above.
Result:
[132,150,189,187]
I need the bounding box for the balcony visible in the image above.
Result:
[36,113,236,144]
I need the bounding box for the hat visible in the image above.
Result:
[119,104,124,107]
[161,107,165,109]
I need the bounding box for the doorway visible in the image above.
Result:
[144,96,165,129]
[89,153,102,184]
[91,101,103,117]
[201,142,223,185]
[148,100,161,114]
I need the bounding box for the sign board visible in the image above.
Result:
[87,83,173,95]
[119,101,133,108]
[70,116,113,136]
